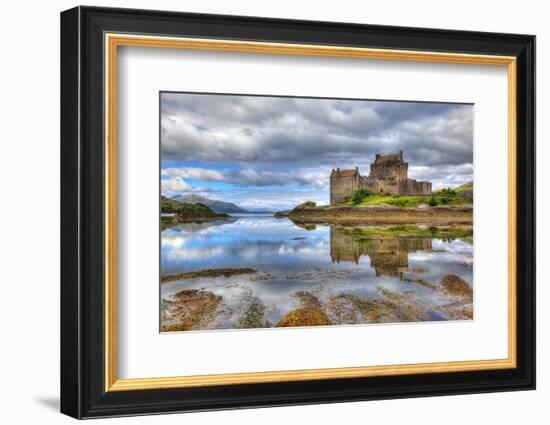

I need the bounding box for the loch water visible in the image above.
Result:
[160,213,473,331]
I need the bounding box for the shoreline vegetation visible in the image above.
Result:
[277,183,473,225]
[285,204,473,225]
[161,196,229,222]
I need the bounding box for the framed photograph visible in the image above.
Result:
[60,6,535,419]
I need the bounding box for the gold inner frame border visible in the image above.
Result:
[104,33,517,392]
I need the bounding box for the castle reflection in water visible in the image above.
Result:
[329,227,432,278]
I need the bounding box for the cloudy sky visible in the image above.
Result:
[161,92,473,211]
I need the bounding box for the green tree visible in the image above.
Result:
[351,188,374,205]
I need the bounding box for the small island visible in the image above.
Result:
[285,197,473,226]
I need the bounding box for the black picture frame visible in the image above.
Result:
[61,5,535,419]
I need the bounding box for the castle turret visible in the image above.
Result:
[370,152,408,179]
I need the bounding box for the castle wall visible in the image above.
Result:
[360,177,381,193]
[370,163,407,179]
[398,179,432,195]
[361,177,400,194]
[330,175,359,204]
[378,178,401,194]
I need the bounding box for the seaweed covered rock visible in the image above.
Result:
[276,307,332,327]
[440,275,473,300]
[161,289,221,332]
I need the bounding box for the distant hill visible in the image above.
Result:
[454,181,473,199]
[171,194,248,213]
[160,196,184,213]
[160,196,229,221]
[160,196,211,214]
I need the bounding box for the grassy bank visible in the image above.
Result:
[453,181,474,199]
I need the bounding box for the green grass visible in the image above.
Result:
[338,182,474,208]
[435,182,473,199]
[160,196,213,214]
[434,188,457,195]
[454,181,474,199]
[350,188,373,205]
[342,193,472,208]
[343,225,473,239]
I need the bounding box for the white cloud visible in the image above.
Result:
[161,93,473,169]
[161,177,192,193]
[161,167,224,181]
[409,164,474,190]
[160,166,329,189]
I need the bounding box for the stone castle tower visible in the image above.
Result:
[330,151,432,205]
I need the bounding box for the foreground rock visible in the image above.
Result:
[161,267,257,283]
[287,205,473,225]
[277,307,332,327]
[161,289,221,332]
[440,274,473,301]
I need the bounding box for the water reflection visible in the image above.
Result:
[160,214,473,332]
[330,227,432,278]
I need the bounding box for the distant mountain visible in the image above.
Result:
[171,194,248,213]
[454,181,473,199]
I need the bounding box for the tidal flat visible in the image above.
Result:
[160,214,473,332]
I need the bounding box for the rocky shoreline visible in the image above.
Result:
[286,205,473,225]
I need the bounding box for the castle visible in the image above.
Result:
[330,151,432,205]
